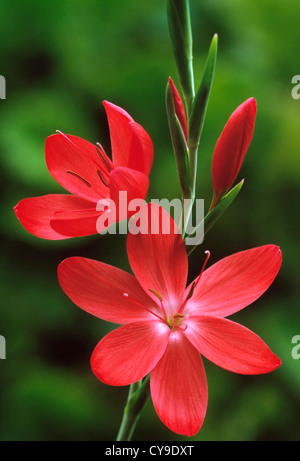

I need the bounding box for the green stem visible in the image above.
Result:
[182,142,198,238]
[116,376,150,441]
[184,63,195,121]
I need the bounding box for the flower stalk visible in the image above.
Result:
[116,376,150,441]
[166,0,218,237]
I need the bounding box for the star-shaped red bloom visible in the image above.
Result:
[14,101,153,239]
[58,203,282,436]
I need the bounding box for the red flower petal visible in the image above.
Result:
[45,133,110,202]
[187,245,282,317]
[50,207,104,237]
[168,77,188,141]
[127,203,188,317]
[150,331,208,436]
[58,257,162,324]
[91,321,170,386]
[14,194,95,240]
[127,121,154,176]
[184,315,281,374]
[103,101,153,175]
[211,98,257,195]
[109,166,149,221]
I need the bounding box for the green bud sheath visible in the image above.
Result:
[187,179,244,253]
[166,80,191,200]
[167,0,195,110]
[204,179,244,234]
[189,33,218,150]
[186,34,218,204]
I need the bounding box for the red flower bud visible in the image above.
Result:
[168,77,188,141]
[211,97,257,196]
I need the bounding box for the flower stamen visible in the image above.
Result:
[97,169,110,187]
[194,250,211,290]
[123,293,165,322]
[172,312,184,329]
[66,170,92,188]
[148,289,168,319]
[96,143,113,172]
[178,250,211,314]
[176,324,187,332]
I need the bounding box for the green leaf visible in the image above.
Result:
[167,0,194,105]
[186,179,244,253]
[189,33,218,149]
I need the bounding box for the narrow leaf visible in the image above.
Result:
[189,34,218,149]
[186,179,244,252]
[167,0,194,104]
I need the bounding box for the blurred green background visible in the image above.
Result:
[1,0,300,441]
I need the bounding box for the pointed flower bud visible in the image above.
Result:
[211,97,257,196]
[166,78,191,199]
[168,77,188,141]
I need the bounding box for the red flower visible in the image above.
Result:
[212,97,257,196]
[58,203,281,436]
[14,101,153,239]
